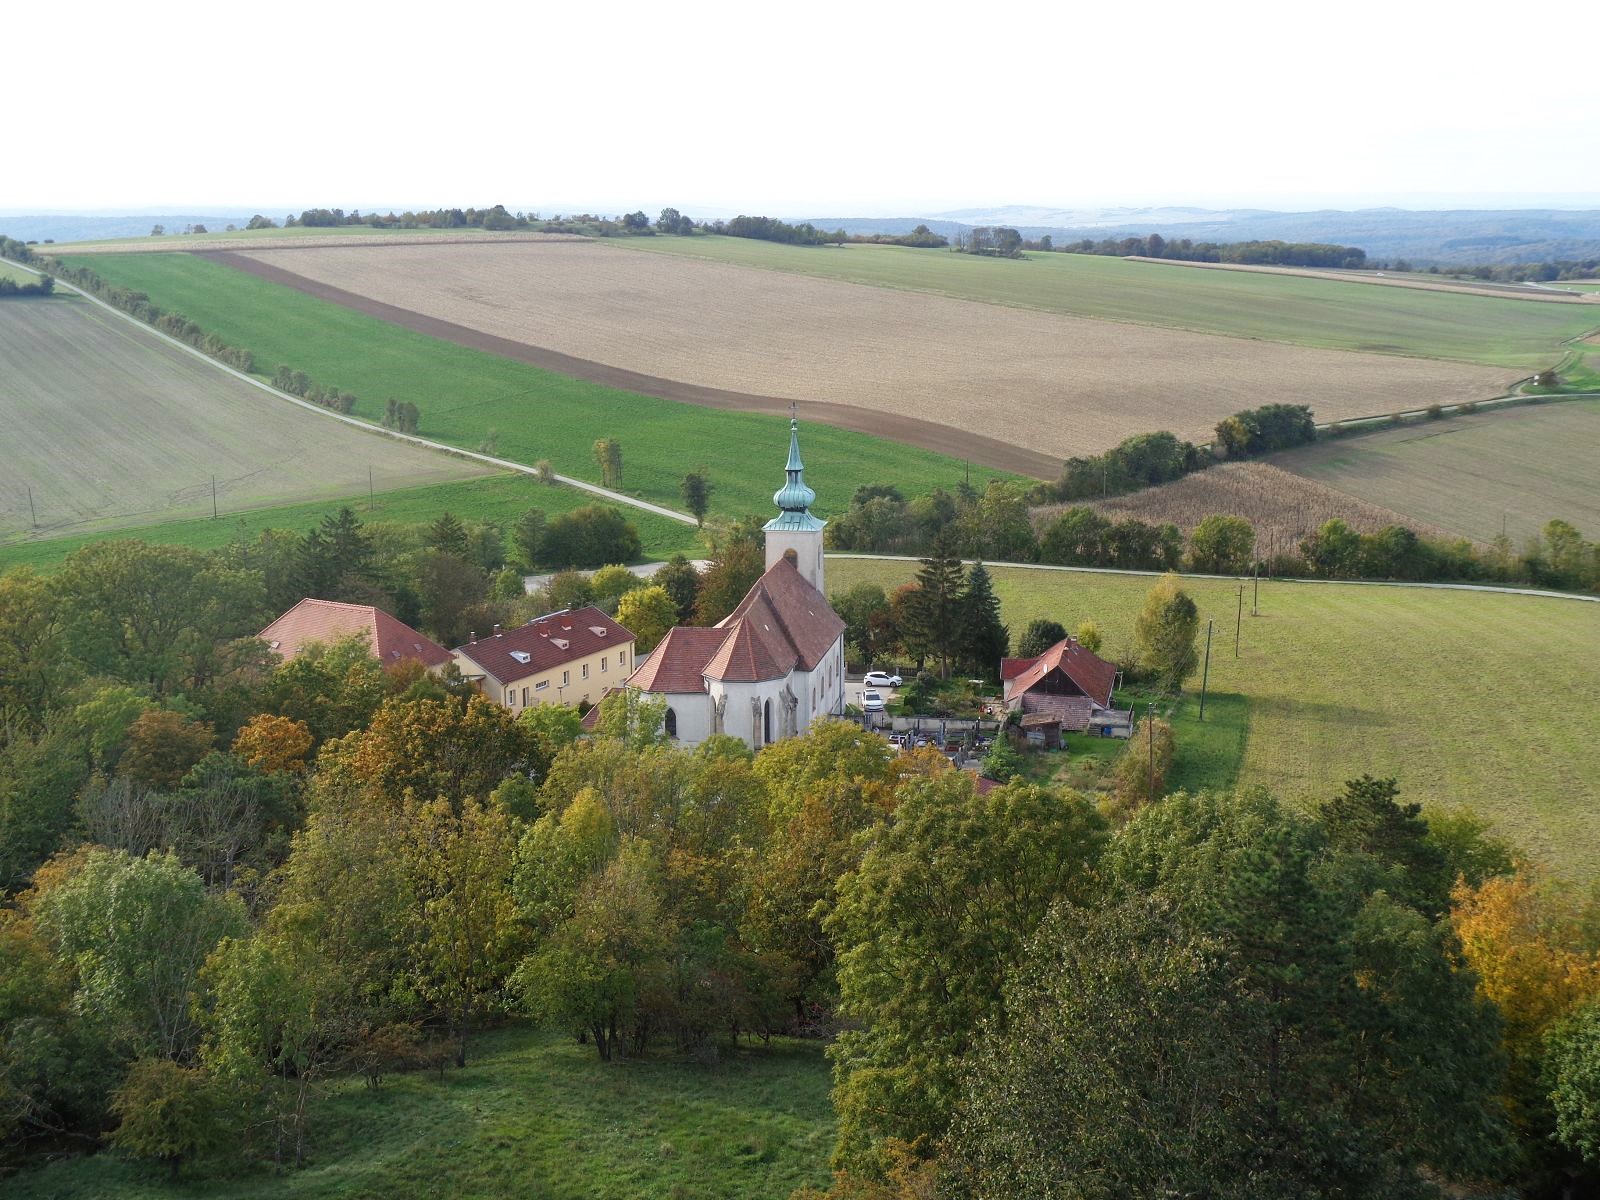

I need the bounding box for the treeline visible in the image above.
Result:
[0,270,53,298]
[1047,233,1368,268]
[266,365,358,415]
[1382,254,1600,282]
[0,246,258,373]
[850,223,948,248]
[5,535,1594,1194]
[953,226,1024,257]
[715,215,846,246]
[825,472,1599,592]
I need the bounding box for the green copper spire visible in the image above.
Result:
[772,417,817,513]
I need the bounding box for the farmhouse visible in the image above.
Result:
[1002,635,1132,737]
[260,598,451,670]
[452,607,636,712]
[627,419,846,750]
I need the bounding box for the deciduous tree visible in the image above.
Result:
[1133,573,1198,691]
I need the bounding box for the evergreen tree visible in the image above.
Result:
[904,530,965,678]
[653,554,701,623]
[1016,618,1067,658]
[513,508,546,569]
[680,470,713,526]
[427,512,470,559]
[960,562,1009,679]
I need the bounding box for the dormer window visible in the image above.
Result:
[510,650,532,665]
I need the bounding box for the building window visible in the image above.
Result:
[521,687,529,705]
[763,698,773,745]
[665,707,677,739]
[601,657,608,673]
[582,664,589,679]
[562,669,569,686]
[535,680,548,692]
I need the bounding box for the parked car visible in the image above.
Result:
[862,690,886,711]
[863,671,903,688]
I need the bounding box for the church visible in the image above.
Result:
[626,418,846,750]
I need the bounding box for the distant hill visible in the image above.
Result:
[0,213,251,243]
[799,207,1600,265]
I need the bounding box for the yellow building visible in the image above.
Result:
[451,605,636,711]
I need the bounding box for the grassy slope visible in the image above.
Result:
[1268,399,1600,543]
[828,559,1600,879]
[8,1027,833,1200]
[0,473,702,572]
[56,254,1015,520]
[618,237,1598,370]
[0,260,40,285]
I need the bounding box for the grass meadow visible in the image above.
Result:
[1270,399,1600,543]
[0,473,704,573]
[7,1026,834,1200]
[53,253,1013,519]
[619,236,1598,370]
[828,558,1600,879]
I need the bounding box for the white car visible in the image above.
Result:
[863,671,903,688]
[862,690,886,711]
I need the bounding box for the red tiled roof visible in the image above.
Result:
[717,557,844,672]
[1000,657,1034,681]
[627,626,727,693]
[581,688,621,730]
[454,606,633,685]
[705,615,795,683]
[1005,637,1117,708]
[260,598,451,669]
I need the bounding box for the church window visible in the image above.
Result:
[665,707,678,738]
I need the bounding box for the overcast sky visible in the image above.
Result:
[10,0,1598,215]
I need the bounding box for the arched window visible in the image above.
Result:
[664,706,678,739]
[763,698,773,744]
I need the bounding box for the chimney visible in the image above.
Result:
[493,624,502,637]
[470,631,477,643]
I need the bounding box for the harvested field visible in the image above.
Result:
[1124,256,1599,304]
[53,229,582,253]
[1032,462,1453,561]
[1269,399,1600,543]
[226,240,1519,463]
[0,295,490,543]
[827,558,1600,880]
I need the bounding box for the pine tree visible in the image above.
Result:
[905,530,966,678]
[960,562,1009,680]
[428,512,470,559]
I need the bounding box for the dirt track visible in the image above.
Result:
[202,250,1065,477]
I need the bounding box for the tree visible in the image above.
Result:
[1545,1001,1600,1167]
[959,562,1008,679]
[902,531,965,678]
[1109,715,1175,813]
[120,709,215,788]
[1319,775,1451,917]
[513,507,547,568]
[540,568,595,612]
[680,470,713,526]
[230,713,313,775]
[1188,514,1256,574]
[1074,619,1103,654]
[1039,506,1111,565]
[427,512,470,558]
[615,585,677,653]
[414,549,486,647]
[539,505,641,568]
[1300,518,1363,578]
[653,555,701,623]
[109,1058,229,1178]
[1016,618,1067,658]
[589,563,643,602]
[833,583,891,666]
[694,518,766,625]
[828,773,1106,1172]
[1133,573,1199,691]
[32,849,245,1060]
[593,439,623,488]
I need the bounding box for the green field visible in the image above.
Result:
[57,253,1014,519]
[0,294,491,544]
[6,1026,833,1200]
[618,237,1598,370]
[0,473,702,572]
[1269,399,1600,543]
[45,225,557,251]
[0,259,42,285]
[828,558,1600,879]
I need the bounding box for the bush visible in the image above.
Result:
[109,1059,232,1178]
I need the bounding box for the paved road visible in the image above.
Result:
[5,260,699,528]
[524,559,711,594]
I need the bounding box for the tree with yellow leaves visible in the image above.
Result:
[231,713,313,775]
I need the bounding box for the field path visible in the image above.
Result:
[199,250,1063,477]
[5,259,699,528]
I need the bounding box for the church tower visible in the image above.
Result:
[763,416,827,594]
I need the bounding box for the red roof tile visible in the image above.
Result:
[454,606,633,685]
[1000,657,1034,681]
[1004,637,1117,708]
[627,626,727,693]
[705,616,795,683]
[260,599,451,669]
[717,557,844,672]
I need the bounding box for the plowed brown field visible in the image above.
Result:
[229,241,1518,462]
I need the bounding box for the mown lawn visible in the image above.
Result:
[619,237,1596,370]
[0,473,703,573]
[55,254,1015,523]
[7,1026,834,1200]
[828,558,1600,879]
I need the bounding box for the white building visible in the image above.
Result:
[626,418,846,750]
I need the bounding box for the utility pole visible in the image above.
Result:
[1235,585,1244,657]
[211,475,218,520]
[27,486,37,528]
[1252,561,1260,616]
[1198,618,1214,720]
[369,466,375,511]
[1146,701,1156,805]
